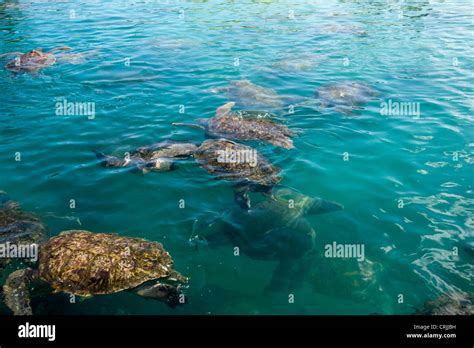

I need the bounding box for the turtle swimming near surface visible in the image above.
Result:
[316,81,377,114]
[173,102,297,149]
[2,230,188,315]
[95,138,281,209]
[0,47,72,74]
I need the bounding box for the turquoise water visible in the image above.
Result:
[0,0,473,315]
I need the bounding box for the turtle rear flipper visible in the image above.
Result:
[3,268,39,315]
[306,197,343,216]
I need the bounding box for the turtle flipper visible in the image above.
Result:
[215,101,235,117]
[233,186,251,210]
[3,268,39,315]
[93,150,130,168]
[46,46,72,54]
[0,52,23,59]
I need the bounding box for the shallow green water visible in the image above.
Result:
[0,0,473,315]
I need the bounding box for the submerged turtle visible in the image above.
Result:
[195,188,343,291]
[96,139,280,209]
[319,24,368,37]
[173,102,297,149]
[416,293,473,315]
[209,80,285,110]
[0,191,47,277]
[270,53,323,72]
[3,230,188,315]
[316,81,377,114]
[193,139,281,208]
[0,47,72,74]
[94,141,198,174]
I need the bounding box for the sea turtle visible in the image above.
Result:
[94,141,198,174]
[194,188,343,291]
[316,81,377,114]
[96,138,281,209]
[2,230,188,315]
[0,47,73,74]
[0,191,47,278]
[193,139,281,208]
[319,24,368,37]
[209,80,285,110]
[415,293,473,315]
[173,102,297,149]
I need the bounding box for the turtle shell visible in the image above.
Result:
[5,50,56,73]
[38,231,175,296]
[194,139,281,186]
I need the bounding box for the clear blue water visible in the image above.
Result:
[0,0,473,315]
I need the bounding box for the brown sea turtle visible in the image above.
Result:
[316,81,377,114]
[173,102,297,149]
[0,191,47,278]
[94,141,198,174]
[3,230,188,315]
[96,139,281,209]
[209,80,285,110]
[0,47,72,74]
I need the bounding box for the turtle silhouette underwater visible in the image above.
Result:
[95,138,281,209]
[0,47,72,74]
[0,191,47,278]
[209,80,285,110]
[194,188,343,291]
[173,102,297,149]
[316,81,377,114]
[3,230,188,315]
